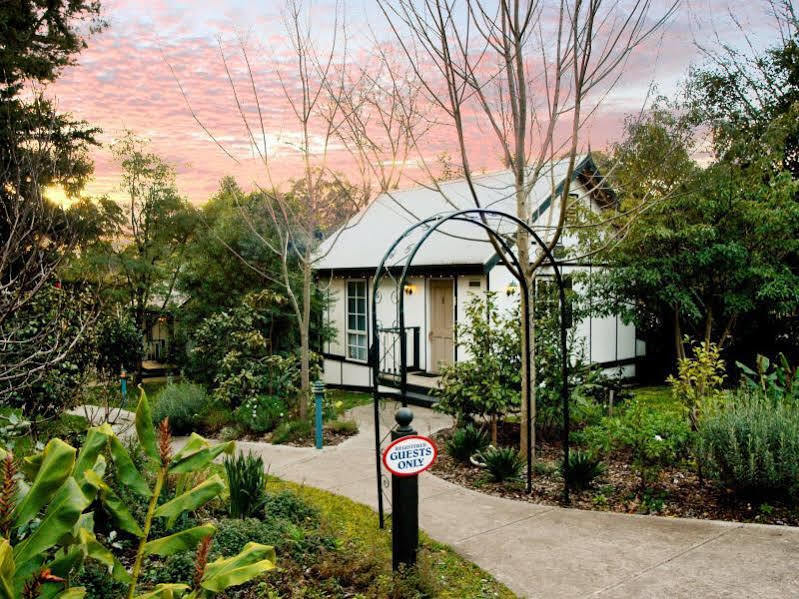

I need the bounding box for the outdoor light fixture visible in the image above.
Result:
[404,284,415,295]
[506,281,518,296]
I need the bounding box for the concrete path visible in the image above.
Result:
[233,401,799,599]
[68,405,136,438]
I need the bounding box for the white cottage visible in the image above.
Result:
[314,155,643,400]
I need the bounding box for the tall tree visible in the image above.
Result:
[0,0,105,397]
[600,12,799,366]
[107,132,198,377]
[176,0,425,418]
[378,0,676,459]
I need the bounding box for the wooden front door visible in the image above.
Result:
[429,279,454,373]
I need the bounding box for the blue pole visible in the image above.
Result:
[120,369,128,406]
[313,380,324,450]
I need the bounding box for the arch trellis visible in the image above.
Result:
[370,208,571,528]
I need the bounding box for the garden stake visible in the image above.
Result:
[313,380,324,449]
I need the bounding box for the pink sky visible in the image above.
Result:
[48,0,782,205]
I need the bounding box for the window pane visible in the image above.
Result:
[346,280,367,335]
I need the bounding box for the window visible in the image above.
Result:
[346,280,367,361]
[535,275,573,327]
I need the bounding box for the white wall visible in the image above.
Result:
[322,260,641,388]
[488,262,640,375]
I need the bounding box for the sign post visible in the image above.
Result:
[312,380,324,450]
[382,407,437,571]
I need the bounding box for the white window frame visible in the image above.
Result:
[346,280,368,362]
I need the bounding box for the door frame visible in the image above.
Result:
[428,277,455,373]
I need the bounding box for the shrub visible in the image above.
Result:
[271,418,313,444]
[667,339,726,429]
[217,425,243,441]
[185,289,297,387]
[579,400,692,491]
[562,450,605,491]
[533,460,559,476]
[326,419,358,435]
[225,452,267,518]
[151,383,210,434]
[446,424,489,464]
[477,446,525,482]
[201,403,234,434]
[213,514,333,564]
[699,390,799,497]
[141,550,195,587]
[264,490,319,524]
[235,394,286,434]
[77,561,130,599]
[435,289,605,442]
[737,353,799,404]
[214,352,301,410]
[434,293,520,440]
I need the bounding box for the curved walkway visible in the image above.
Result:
[234,402,799,599]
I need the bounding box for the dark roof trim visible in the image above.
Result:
[484,154,617,274]
[316,264,486,279]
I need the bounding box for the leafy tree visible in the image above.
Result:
[599,67,799,365]
[93,311,143,378]
[106,133,198,375]
[177,178,291,332]
[0,0,106,397]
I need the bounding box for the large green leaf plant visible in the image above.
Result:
[0,390,276,598]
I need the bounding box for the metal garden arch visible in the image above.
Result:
[369,208,571,528]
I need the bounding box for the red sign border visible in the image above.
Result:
[382,434,438,477]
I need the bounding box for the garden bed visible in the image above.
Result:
[230,420,359,447]
[431,424,799,527]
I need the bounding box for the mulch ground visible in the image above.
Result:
[281,426,358,448]
[431,424,799,526]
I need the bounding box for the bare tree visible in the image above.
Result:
[174,0,428,418]
[0,96,98,399]
[378,0,677,458]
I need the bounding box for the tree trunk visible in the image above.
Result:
[517,170,535,464]
[134,293,145,383]
[703,306,713,348]
[519,264,535,463]
[298,262,313,421]
[673,308,685,362]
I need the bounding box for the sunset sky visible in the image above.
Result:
[48,0,782,205]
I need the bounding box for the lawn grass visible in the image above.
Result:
[326,388,372,413]
[269,477,518,598]
[631,385,681,416]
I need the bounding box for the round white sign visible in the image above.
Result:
[382,435,438,477]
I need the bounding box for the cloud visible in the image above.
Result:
[48,0,779,203]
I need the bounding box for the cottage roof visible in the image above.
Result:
[314,154,604,272]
